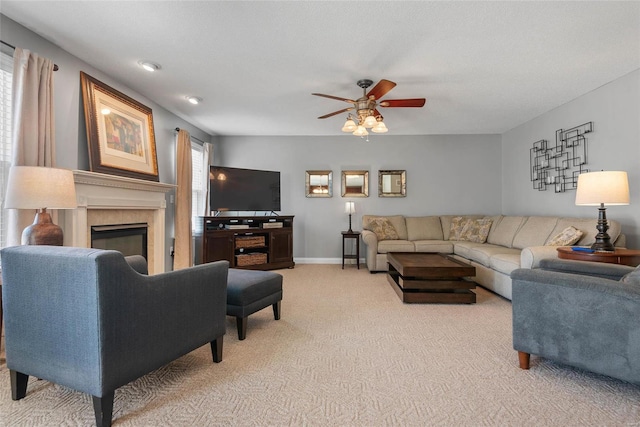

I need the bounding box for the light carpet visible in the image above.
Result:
[1,264,639,426]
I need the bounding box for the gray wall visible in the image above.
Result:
[4,14,637,264]
[502,69,640,248]
[1,15,213,270]
[216,134,502,261]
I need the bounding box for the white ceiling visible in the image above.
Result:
[2,1,639,137]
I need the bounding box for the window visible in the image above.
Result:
[0,50,13,248]
[191,141,205,230]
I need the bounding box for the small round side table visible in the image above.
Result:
[557,247,640,267]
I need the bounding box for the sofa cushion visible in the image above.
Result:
[364,217,400,240]
[459,218,493,243]
[406,216,443,241]
[547,217,621,247]
[453,241,487,259]
[545,226,584,246]
[466,244,520,267]
[440,215,484,240]
[487,215,504,237]
[448,216,468,241]
[377,240,415,253]
[363,215,408,240]
[413,240,454,253]
[512,216,559,249]
[621,265,640,286]
[487,216,527,248]
[489,253,522,276]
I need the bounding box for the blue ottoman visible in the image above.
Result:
[227,269,283,340]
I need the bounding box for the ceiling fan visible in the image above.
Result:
[312,79,426,136]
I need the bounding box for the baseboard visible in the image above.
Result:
[294,257,364,265]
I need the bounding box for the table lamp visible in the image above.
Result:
[345,201,356,232]
[575,170,629,252]
[4,166,77,246]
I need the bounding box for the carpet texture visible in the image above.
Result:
[1,264,639,426]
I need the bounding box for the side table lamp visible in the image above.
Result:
[575,170,629,252]
[345,201,356,233]
[4,166,77,246]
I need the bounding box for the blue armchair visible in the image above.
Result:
[511,258,640,385]
[1,246,228,427]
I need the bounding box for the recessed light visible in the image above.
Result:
[186,96,203,105]
[138,60,160,72]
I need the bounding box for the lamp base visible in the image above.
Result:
[21,209,63,246]
[590,205,615,252]
[347,214,353,233]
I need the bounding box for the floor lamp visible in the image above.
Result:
[4,166,77,246]
[575,170,629,252]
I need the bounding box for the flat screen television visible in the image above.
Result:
[209,166,281,213]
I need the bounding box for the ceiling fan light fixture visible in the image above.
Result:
[341,116,357,132]
[353,125,368,137]
[363,114,377,128]
[313,79,426,138]
[371,119,388,133]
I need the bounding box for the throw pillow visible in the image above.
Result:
[448,217,468,241]
[364,217,399,240]
[621,265,640,286]
[545,226,584,246]
[459,218,493,243]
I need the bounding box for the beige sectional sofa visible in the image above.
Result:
[361,214,625,300]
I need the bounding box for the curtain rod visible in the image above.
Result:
[1,40,59,71]
[175,127,206,145]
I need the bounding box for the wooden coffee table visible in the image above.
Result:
[387,252,476,304]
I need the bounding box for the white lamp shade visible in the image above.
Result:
[575,171,630,206]
[4,166,78,209]
[353,125,368,136]
[371,120,388,133]
[363,115,377,128]
[341,118,357,133]
[345,201,356,214]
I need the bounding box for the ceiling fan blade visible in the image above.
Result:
[318,107,354,119]
[312,93,355,103]
[367,79,396,100]
[379,98,426,108]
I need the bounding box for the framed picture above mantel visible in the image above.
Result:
[80,71,159,182]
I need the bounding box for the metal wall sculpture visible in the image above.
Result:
[529,122,592,193]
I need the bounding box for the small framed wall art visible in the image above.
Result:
[341,170,369,197]
[378,170,406,197]
[306,170,332,197]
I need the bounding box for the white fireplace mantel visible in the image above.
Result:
[63,170,175,274]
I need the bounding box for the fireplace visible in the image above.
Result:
[91,223,148,259]
[63,170,175,274]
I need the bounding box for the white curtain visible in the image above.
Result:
[7,48,56,247]
[199,142,212,216]
[174,129,192,269]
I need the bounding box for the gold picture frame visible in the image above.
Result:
[305,170,333,197]
[341,170,369,197]
[378,170,406,197]
[80,71,159,181]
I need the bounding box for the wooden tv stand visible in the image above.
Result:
[194,215,294,270]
